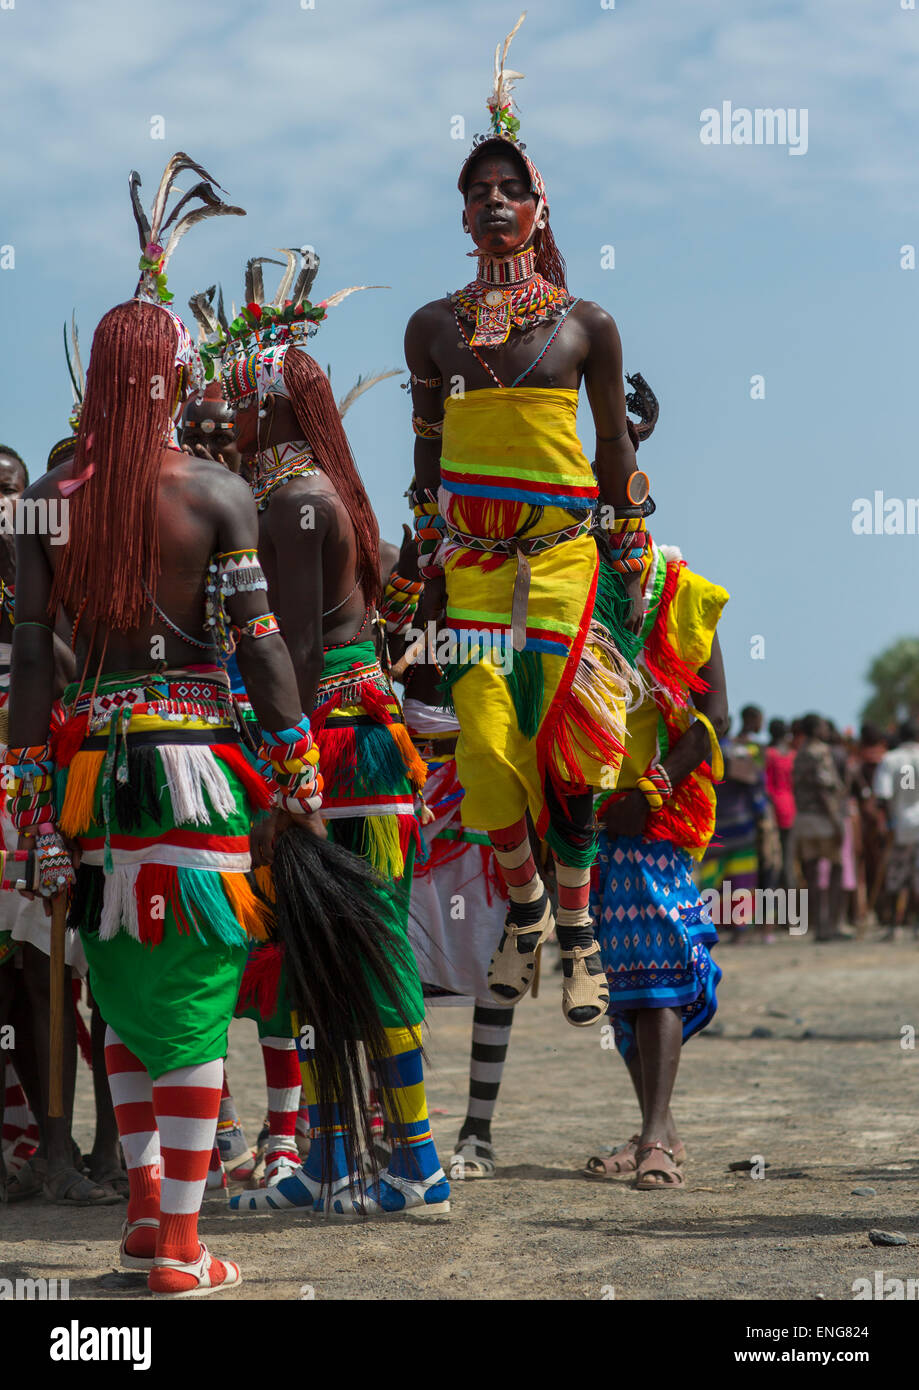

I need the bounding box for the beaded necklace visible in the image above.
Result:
[453,301,577,389]
[251,440,318,511]
[451,246,572,347]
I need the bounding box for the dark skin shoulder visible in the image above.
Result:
[238,393,370,713]
[10,447,304,748]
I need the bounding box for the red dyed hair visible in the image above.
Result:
[50,300,180,631]
[281,349,382,609]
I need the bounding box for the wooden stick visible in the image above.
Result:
[531,942,542,999]
[48,894,67,1119]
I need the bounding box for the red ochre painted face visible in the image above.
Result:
[463,152,538,255]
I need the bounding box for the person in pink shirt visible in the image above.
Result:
[765,719,796,890]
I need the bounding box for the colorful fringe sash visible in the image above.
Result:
[57,670,272,948]
[311,641,425,880]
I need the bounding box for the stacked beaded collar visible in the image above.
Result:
[451,246,572,348]
[251,441,318,511]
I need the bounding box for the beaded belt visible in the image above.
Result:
[66,676,236,735]
[315,660,391,710]
[445,516,593,653]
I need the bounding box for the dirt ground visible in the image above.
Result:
[2,930,918,1301]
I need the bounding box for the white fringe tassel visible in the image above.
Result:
[99,864,141,942]
[158,745,236,826]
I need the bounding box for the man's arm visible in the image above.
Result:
[580,302,639,510]
[9,512,56,749]
[405,305,447,621]
[579,302,645,629]
[256,486,331,716]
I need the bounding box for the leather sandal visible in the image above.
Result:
[560,940,609,1026]
[487,896,554,1005]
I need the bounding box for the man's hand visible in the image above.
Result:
[419,574,446,624]
[601,789,650,840]
[398,523,419,582]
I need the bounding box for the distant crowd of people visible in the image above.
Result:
[698,704,919,941]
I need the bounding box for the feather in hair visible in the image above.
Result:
[291,250,320,307]
[492,11,527,112]
[188,285,220,340]
[271,249,299,307]
[337,368,404,419]
[64,314,85,404]
[245,256,283,307]
[148,152,228,243]
[129,171,152,250]
[161,197,245,273]
[322,284,387,309]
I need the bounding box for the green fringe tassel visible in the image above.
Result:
[177,867,249,950]
[506,648,544,740]
[545,821,599,869]
[354,725,409,799]
[594,555,642,666]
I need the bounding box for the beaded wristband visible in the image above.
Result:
[635,763,673,811]
[380,574,423,635]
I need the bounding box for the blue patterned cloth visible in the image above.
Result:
[590,833,722,1062]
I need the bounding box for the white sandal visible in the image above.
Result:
[263,1142,301,1188]
[150,1242,241,1298]
[449,1137,496,1180]
[119,1217,159,1271]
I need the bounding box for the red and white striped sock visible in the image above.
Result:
[260,1037,300,1157]
[148,1058,223,1294]
[104,1027,160,1259]
[2,1066,40,1172]
[489,817,545,926]
[553,857,594,948]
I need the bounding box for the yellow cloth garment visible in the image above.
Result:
[440,388,627,834]
[616,546,729,859]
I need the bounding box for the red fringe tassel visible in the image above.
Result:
[237,942,284,1020]
[212,745,274,812]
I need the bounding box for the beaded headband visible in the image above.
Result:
[202,248,384,404]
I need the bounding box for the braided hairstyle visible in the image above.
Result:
[49,299,181,630]
[281,349,382,609]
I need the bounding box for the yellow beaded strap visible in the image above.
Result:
[689,707,725,782]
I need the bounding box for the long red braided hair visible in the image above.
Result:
[282,349,382,609]
[50,299,181,630]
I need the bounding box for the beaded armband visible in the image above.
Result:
[4,744,56,832]
[236,612,280,641]
[204,549,270,656]
[402,372,443,390]
[258,717,323,814]
[604,515,649,575]
[380,574,424,635]
[635,763,673,811]
[412,414,444,439]
[410,485,446,580]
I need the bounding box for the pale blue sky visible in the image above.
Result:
[1,0,916,730]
